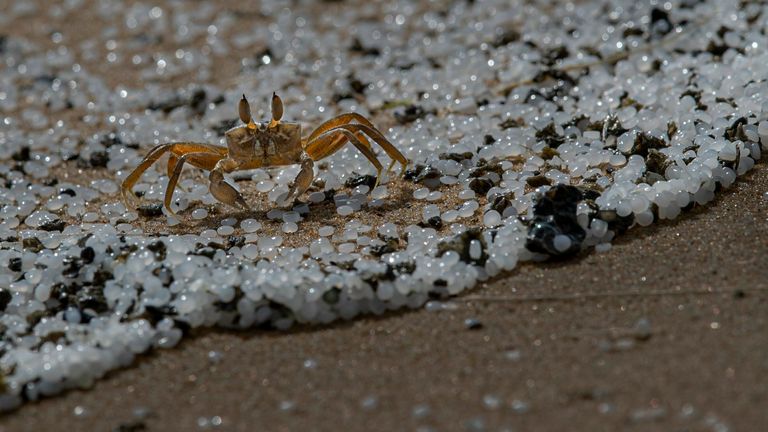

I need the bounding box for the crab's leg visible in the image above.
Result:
[306,113,380,142]
[164,151,227,214]
[305,128,384,188]
[209,158,249,211]
[121,142,226,208]
[281,154,315,207]
[167,143,228,178]
[301,131,366,161]
[331,123,408,173]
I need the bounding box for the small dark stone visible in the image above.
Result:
[322,288,341,305]
[100,132,122,147]
[331,92,354,103]
[724,117,748,142]
[492,29,520,47]
[595,209,634,235]
[142,305,177,325]
[469,178,494,195]
[535,122,566,149]
[11,146,31,162]
[40,218,66,232]
[525,185,587,256]
[0,289,11,311]
[542,46,570,66]
[62,256,83,278]
[464,318,484,330]
[227,236,246,248]
[499,117,524,130]
[148,88,207,116]
[59,188,76,197]
[645,149,670,176]
[540,147,559,160]
[733,289,746,299]
[23,237,45,252]
[112,420,147,432]
[77,287,109,313]
[8,257,22,272]
[370,238,399,257]
[403,164,426,181]
[80,246,95,264]
[89,151,110,168]
[629,132,667,158]
[394,105,428,124]
[137,203,163,218]
[349,76,368,94]
[414,166,441,184]
[427,216,443,229]
[623,27,645,38]
[490,195,512,214]
[349,38,380,56]
[147,240,167,260]
[193,247,217,259]
[439,152,474,163]
[345,174,377,189]
[27,310,47,327]
[437,227,488,265]
[526,175,552,188]
[483,134,496,145]
[649,8,673,38]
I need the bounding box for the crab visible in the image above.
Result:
[120,93,409,214]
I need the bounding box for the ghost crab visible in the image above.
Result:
[121,93,409,215]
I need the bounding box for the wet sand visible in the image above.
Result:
[3,166,766,431]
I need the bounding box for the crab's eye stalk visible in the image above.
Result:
[270,92,283,125]
[239,94,253,125]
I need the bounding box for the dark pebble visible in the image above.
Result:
[526,175,552,187]
[345,174,378,189]
[147,240,167,259]
[40,219,66,232]
[227,236,246,248]
[525,185,586,256]
[11,146,31,162]
[427,216,443,229]
[414,166,441,184]
[0,289,11,311]
[439,152,474,163]
[61,256,82,278]
[89,151,110,168]
[394,105,428,124]
[8,257,22,272]
[80,247,95,264]
[403,164,426,181]
[469,178,494,195]
[59,188,76,197]
[464,318,484,330]
[490,196,512,214]
[193,247,217,259]
[100,132,122,147]
[369,238,399,257]
[23,237,45,252]
[137,203,163,218]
